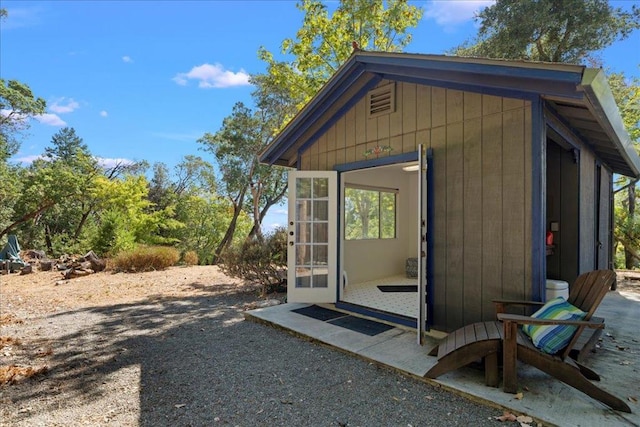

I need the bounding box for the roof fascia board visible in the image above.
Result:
[545,103,633,176]
[579,68,640,178]
[359,53,583,83]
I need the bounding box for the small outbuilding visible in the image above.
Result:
[259,52,640,339]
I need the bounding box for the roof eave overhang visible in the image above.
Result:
[577,68,640,178]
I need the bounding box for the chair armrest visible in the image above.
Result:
[493,299,546,307]
[497,313,605,329]
[493,299,545,315]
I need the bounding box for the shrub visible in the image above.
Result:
[111,245,180,272]
[220,227,287,296]
[182,250,199,266]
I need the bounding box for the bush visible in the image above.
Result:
[182,250,199,266]
[111,245,180,272]
[220,228,287,296]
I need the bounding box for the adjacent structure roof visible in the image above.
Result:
[259,51,640,177]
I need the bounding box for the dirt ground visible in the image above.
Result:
[0,266,267,386]
[1,265,252,316]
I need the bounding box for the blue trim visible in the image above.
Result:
[545,105,588,150]
[359,55,583,84]
[335,301,416,328]
[595,163,602,269]
[335,171,342,301]
[532,98,545,302]
[334,151,419,172]
[426,148,435,329]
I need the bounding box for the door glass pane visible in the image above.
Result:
[313,245,328,264]
[313,223,328,243]
[296,200,312,221]
[297,178,311,198]
[313,200,328,221]
[313,178,328,198]
[296,245,311,265]
[312,267,328,288]
[297,222,311,244]
[295,267,311,288]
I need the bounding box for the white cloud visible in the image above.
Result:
[12,155,43,165]
[0,109,26,122]
[49,98,79,114]
[264,222,285,232]
[100,110,108,117]
[1,7,43,31]
[96,157,135,169]
[122,55,133,63]
[173,63,251,88]
[34,113,66,126]
[425,0,495,27]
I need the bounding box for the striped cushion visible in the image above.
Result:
[522,297,586,355]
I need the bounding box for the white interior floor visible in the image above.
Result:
[341,275,418,318]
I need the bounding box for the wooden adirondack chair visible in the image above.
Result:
[426,269,631,413]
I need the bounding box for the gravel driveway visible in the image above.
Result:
[1,284,502,426]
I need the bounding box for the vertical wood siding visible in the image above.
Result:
[300,81,533,331]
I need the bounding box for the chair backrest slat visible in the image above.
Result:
[560,269,615,359]
[567,270,615,318]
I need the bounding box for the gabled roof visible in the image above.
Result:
[260,51,640,177]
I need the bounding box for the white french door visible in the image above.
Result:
[287,171,338,303]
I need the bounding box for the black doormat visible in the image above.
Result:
[327,315,394,336]
[377,285,418,293]
[292,305,346,321]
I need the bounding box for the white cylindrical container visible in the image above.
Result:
[546,279,569,301]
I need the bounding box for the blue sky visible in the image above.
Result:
[1,0,639,230]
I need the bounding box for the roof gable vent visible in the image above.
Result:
[367,83,395,118]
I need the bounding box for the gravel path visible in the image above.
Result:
[1,286,503,426]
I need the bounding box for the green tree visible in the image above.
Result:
[90,174,181,255]
[2,156,91,246]
[147,155,230,262]
[453,0,640,63]
[199,103,264,260]
[257,0,423,113]
[610,72,640,268]
[0,79,47,239]
[0,8,47,245]
[0,79,46,161]
[36,128,100,253]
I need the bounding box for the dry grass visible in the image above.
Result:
[111,246,180,272]
[0,365,48,386]
[0,336,22,350]
[182,250,199,266]
[0,314,24,325]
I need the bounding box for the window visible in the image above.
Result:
[344,184,397,240]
